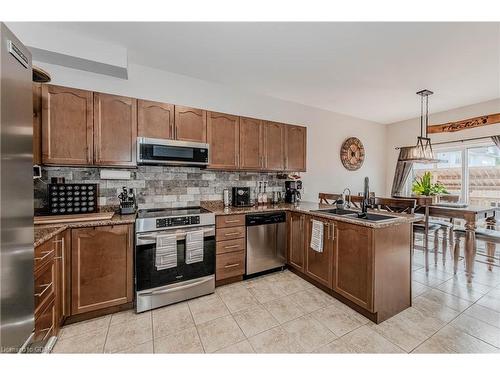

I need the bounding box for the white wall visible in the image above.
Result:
[32,61,388,202]
[385,99,500,195]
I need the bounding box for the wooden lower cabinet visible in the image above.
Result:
[304,216,333,287]
[287,214,411,323]
[71,224,133,315]
[54,230,71,327]
[287,212,306,271]
[332,222,373,311]
[34,296,56,342]
[215,214,246,284]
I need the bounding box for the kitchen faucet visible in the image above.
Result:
[360,177,370,217]
[341,188,352,208]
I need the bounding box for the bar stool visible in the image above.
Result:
[413,222,441,268]
[453,227,500,275]
[429,219,454,266]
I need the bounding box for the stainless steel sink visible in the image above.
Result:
[311,208,359,216]
[312,209,396,222]
[354,212,396,222]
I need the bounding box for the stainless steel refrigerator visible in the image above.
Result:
[0,22,35,353]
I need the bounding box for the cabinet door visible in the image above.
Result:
[137,99,174,139]
[42,84,93,165]
[333,222,373,311]
[175,105,207,142]
[288,212,306,271]
[54,230,70,329]
[33,83,42,165]
[94,93,137,166]
[263,121,285,170]
[207,111,240,169]
[239,117,264,170]
[71,225,133,315]
[305,217,333,287]
[285,125,306,171]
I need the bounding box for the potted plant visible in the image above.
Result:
[411,171,449,203]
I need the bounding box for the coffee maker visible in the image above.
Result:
[285,180,302,203]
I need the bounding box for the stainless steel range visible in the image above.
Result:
[135,207,215,313]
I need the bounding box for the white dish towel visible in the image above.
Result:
[185,230,204,264]
[310,219,324,253]
[155,233,178,270]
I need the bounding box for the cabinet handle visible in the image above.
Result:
[330,223,335,240]
[224,263,240,269]
[326,223,331,240]
[224,232,240,237]
[224,219,241,224]
[224,244,240,249]
[39,325,54,341]
[34,282,53,298]
[34,249,54,262]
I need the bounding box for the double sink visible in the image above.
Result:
[311,208,396,222]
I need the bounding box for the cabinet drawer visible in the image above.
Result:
[216,226,246,241]
[216,238,246,255]
[34,260,55,315]
[34,297,56,342]
[216,214,246,228]
[216,250,245,280]
[34,239,56,271]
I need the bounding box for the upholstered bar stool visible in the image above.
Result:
[453,227,500,275]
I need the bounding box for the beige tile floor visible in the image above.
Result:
[52,250,500,354]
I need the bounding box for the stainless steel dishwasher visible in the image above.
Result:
[246,211,287,275]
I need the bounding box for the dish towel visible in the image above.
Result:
[185,230,204,264]
[155,233,178,270]
[310,219,324,253]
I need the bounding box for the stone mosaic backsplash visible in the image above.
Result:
[34,166,287,210]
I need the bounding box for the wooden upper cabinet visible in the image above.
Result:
[175,105,207,142]
[93,93,137,166]
[137,99,174,139]
[42,84,93,165]
[333,222,373,311]
[239,117,263,170]
[33,84,42,165]
[288,212,306,271]
[305,217,334,287]
[285,126,307,172]
[263,121,285,171]
[71,224,133,315]
[207,111,240,169]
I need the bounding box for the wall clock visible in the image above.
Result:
[340,137,365,171]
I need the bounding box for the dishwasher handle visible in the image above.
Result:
[246,211,286,226]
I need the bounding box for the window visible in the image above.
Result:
[412,150,463,201]
[468,145,500,207]
[408,142,500,207]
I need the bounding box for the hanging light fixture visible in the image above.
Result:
[399,89,440,163]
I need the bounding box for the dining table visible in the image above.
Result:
[413,198,499,283]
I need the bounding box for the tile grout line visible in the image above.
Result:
[447,309,500,349]
[187,299,206,353]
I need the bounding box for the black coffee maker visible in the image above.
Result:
[285,180,302,203]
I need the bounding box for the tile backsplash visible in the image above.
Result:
[34,166,288,209]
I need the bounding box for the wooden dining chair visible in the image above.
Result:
[379,196,442,269]
[318,192,363,209]
[453,227,499,275]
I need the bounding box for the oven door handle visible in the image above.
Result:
[136,227,215,245]
[140,276,214,296]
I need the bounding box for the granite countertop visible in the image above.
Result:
[34,212,136,247]
[201,200,421,228]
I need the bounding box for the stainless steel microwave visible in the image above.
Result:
[137,137,209,167]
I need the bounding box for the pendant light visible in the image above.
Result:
[399,89,440,163]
